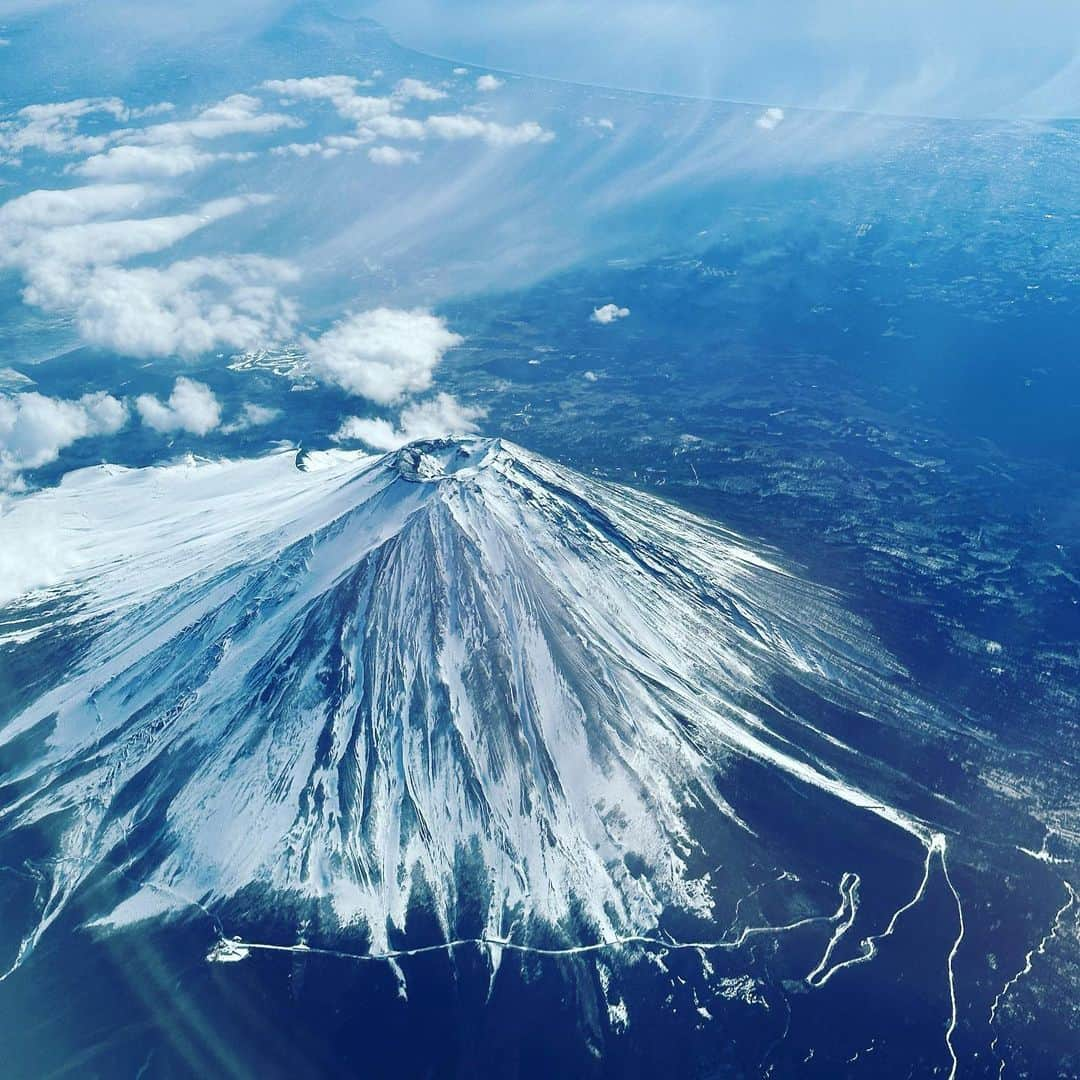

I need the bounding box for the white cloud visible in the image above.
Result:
[0,97,129,163]
[1,92,274,167]
[131,94,299,145]
[0,183,157,233]
[0,186,297,358]
[72,256,298,358]
[332,415,398,449]
[0,188,262,275]
[262,75,362,104]
[306,308,463,404]
[73,144,237,180]
[452,67,468,76]
[21,197,254,280]
[393,78,447,102]
[368,145,421,166]
[270,141,327,158]
[135,377,221,435]
[271,134,370,160]
[591,303,630,324]
[424,114,554,146]
[332,393,485,450]
[0,390,127,485]
[755,106,785,131]
[334,96,396,123]
[260,75,552,153]
[363,114,427,139]
[131,102,176,119]
[220,402,281,434]
[261,76,393,123]
[476,74,504,92]
[325,134,368,152]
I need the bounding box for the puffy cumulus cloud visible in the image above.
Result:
[261,73,555,155]
[363,114,427,140]
[0,90,304,363]
[0,97,129,163]
[306,308,463,404]
[135,377,221,435]
[0,183,157,234]
[9,195,262,287]
[332,393,485,450]
[220,402,281,434]
[0,390,127,486]
[0,186,297,358]
[270,134,369,160]
[325,134,370,152]
[0,186,264,270]
[271,140,329,158]
[591,302,630,324]
[368,145,421,166]
[261,76,393,123]
[476,74,504,92]
[424,114,554,146]
[128,94,299,145]
[132,102,177,119]
[72,256,299,359]
[73,144,249,180]
[756,106,785,131]
[262,75,365,106]
[393,78,447,102]
[1,92,272,167]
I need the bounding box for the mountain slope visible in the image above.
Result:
[0,437,939,965]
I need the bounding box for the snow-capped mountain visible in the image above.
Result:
[0,436,937,968]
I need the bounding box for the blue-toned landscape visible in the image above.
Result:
[0,4,1077,1078]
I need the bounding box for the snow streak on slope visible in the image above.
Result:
[0,437,933,966]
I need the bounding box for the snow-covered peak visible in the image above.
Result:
[385,435,504,482]
[0,437,930,966]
